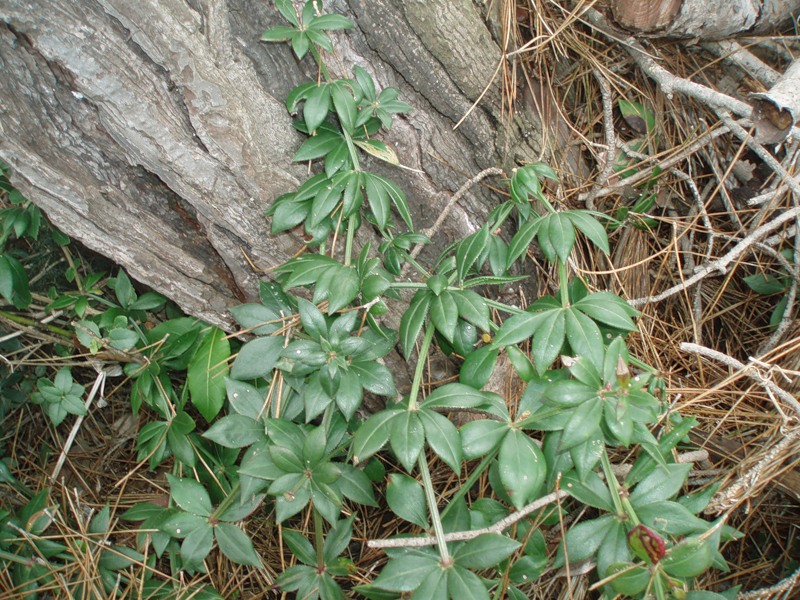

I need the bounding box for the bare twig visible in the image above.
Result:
[630,204,800,307]
[707,428,800,514]
[367,489,568,549]
[584,69,616,211]
[406,167,504,266]
[679,342,800,420]
[50,369,106,483]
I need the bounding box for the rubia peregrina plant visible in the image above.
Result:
[130,2,738,598]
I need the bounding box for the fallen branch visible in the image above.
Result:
[679,342,800,419]
[367,489,568,549]
[630,203,800,307]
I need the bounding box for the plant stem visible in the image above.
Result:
[210,481,241,521]
[558,261,570,307]
[313,506,325,569]
[406,324,450,562]
[407,325,435,411]
[599,447,626,517]
[440,447,500,520]
[344,217,356,267]
[0,310,72,337]
[418,454,450,563]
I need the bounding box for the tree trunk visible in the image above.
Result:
[606,0,800,39]
[0,0,544,329]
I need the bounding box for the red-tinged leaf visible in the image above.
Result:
[627,524,666,564]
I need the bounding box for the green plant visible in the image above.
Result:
[3,2,742,597]
[115,3,737,599]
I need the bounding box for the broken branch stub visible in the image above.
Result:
[751,59,800,144]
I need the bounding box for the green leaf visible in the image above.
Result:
[339,464,378,507]
[261,25,298,41]
[226,378,267,420]
[543,379,596,408]
[282,529,317,566]
[452,290,491,332]
[215,522,261,566]
[399,290,432,357]
[418,409,462,474]
[308,13,354,31]
[202,414,265,448]
[166,475,213,517]
[532,308,566,374]
[373,553,440,592]
[498,429,546,509]
[573,293,639,332]
[349,360,396,396]
[231,336,283,380]
[545,213,575,262]
[507,217,543,267]
[351,409,402,465]
[618,98,656,135]
[565,210,610,254]
[181,524,214,567]
[323,515,355,565]
[596,520,632,582]
[460,420,508,460]
[456,227,490,281]
[390,411,425,472]
[559,397,602,450]
[275,0,299,26]
[447,566,490,600]
[455,533,521,569]
[304,83,331,133]
[492,310,548,347]
[229,303,280,335]
[188,327,231,421]
[386,473,428,528]
[506,346,535,382]
[661,537,714,579]
[565,307,604,370]
[637,501,709,536]
[606,562,651,596]
[744,273,786,295]
[364,173,390,229]
[460,345,498,389]
[558,514,615,566]
[629,463,692,507]
[430,290,458,341]
[327,265,360,313]
[421,382,492,410]
[561,471,614,512]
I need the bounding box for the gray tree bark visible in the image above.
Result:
[0,0,544,329]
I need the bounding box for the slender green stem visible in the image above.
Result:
[0,548,38,567]
[557,260,570,308]
[0,310,72,337]
[210,481,241,521]
[309,45,333,82]
[440,447,500,520]
[388,282,427,290]
[406,325,450,562]
[599,448,626,517]
[418,454,450,563]
[344,217,356,267]
[342,130,361,173]
[483,298,526,315]
[313,506,325,569]
[407,325,435,411]
[396,250,431,278]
